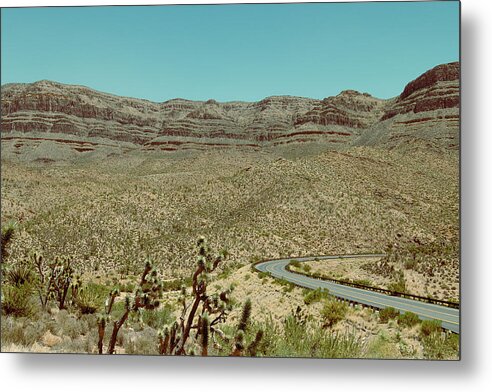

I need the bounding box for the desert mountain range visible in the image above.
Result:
[0,62,459,161]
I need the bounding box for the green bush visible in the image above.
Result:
[302,264,311,273]
[422,332,459,359]
[6,264,34,287]
[404,258,418,270]
[303,288,329,305]
[141,304,173,329]
[1,285,34,317]
[387,271,407,293]
[274,278,295,292]
[421,319,442,337]
[321,300,348,328]
[289,260,301,269]
[1,221,16,260]
[352,279,374,287]
[266,312,361,358]
[162,277,192,291]
[118,282,135,293]
[257,271,270,279]
[75,284,105,314]
[398,311,420,327]
[379,307,400,323]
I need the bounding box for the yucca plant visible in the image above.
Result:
[75,285,102,314]
[1,221,16,261]
[1,284,34,317]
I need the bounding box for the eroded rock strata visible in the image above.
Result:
[1,62,459,161]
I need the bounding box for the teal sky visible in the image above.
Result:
[1,2,459,102]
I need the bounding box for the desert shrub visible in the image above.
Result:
[420,319,442,337]
[321,300,348,328]
[257,271,270,279]
[0,315,49,347]
[1,221,16,260]
[422,332,459,359]
[75,285,104,314]
[6,264,35,287]
[303,264,311,273]
[275,278,295,292]
[60,336,88,353]
[0,317,24,346]
[352,279,374,286]
[123,326,159,355]
[379,307,400,323]
[303,288,329,305]
[398,311,420,327]
[264,311,361,358]
[404,258,418,270]
[55,309,84,339]
[218,261,241,279]
[85,282,111,298]
[117,281,135,293]
[387,274,407,293]
[1,285,34,317]
[162,277,191,291]
[289,260,301,269]
[140,304,173,329]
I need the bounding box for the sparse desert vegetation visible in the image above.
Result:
[1,145,459,359]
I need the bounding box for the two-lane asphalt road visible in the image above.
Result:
[255,254,459,333]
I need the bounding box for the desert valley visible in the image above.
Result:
[1,61,460,359]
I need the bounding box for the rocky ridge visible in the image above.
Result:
[1,62,459,161]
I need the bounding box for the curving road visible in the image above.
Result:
[255,254,459,333]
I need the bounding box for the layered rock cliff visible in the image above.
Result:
[0,62,459,161]
[355,62,460,148]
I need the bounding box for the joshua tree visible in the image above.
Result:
[157,237,263,356]
[30,252,75,310]
[97,260,163,354]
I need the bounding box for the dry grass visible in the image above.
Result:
[0,145,459,358]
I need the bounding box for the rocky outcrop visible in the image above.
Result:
[1,62,460,161]
[295,90,386,129]
[355,62,460,149]
[381,62,459,121]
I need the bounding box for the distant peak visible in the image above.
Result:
[338,90,372,97]
[399,61,460,100]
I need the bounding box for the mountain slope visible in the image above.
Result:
[1,62,459,161]
[354,62,460,149]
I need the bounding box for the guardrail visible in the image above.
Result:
[284,264,460,309]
